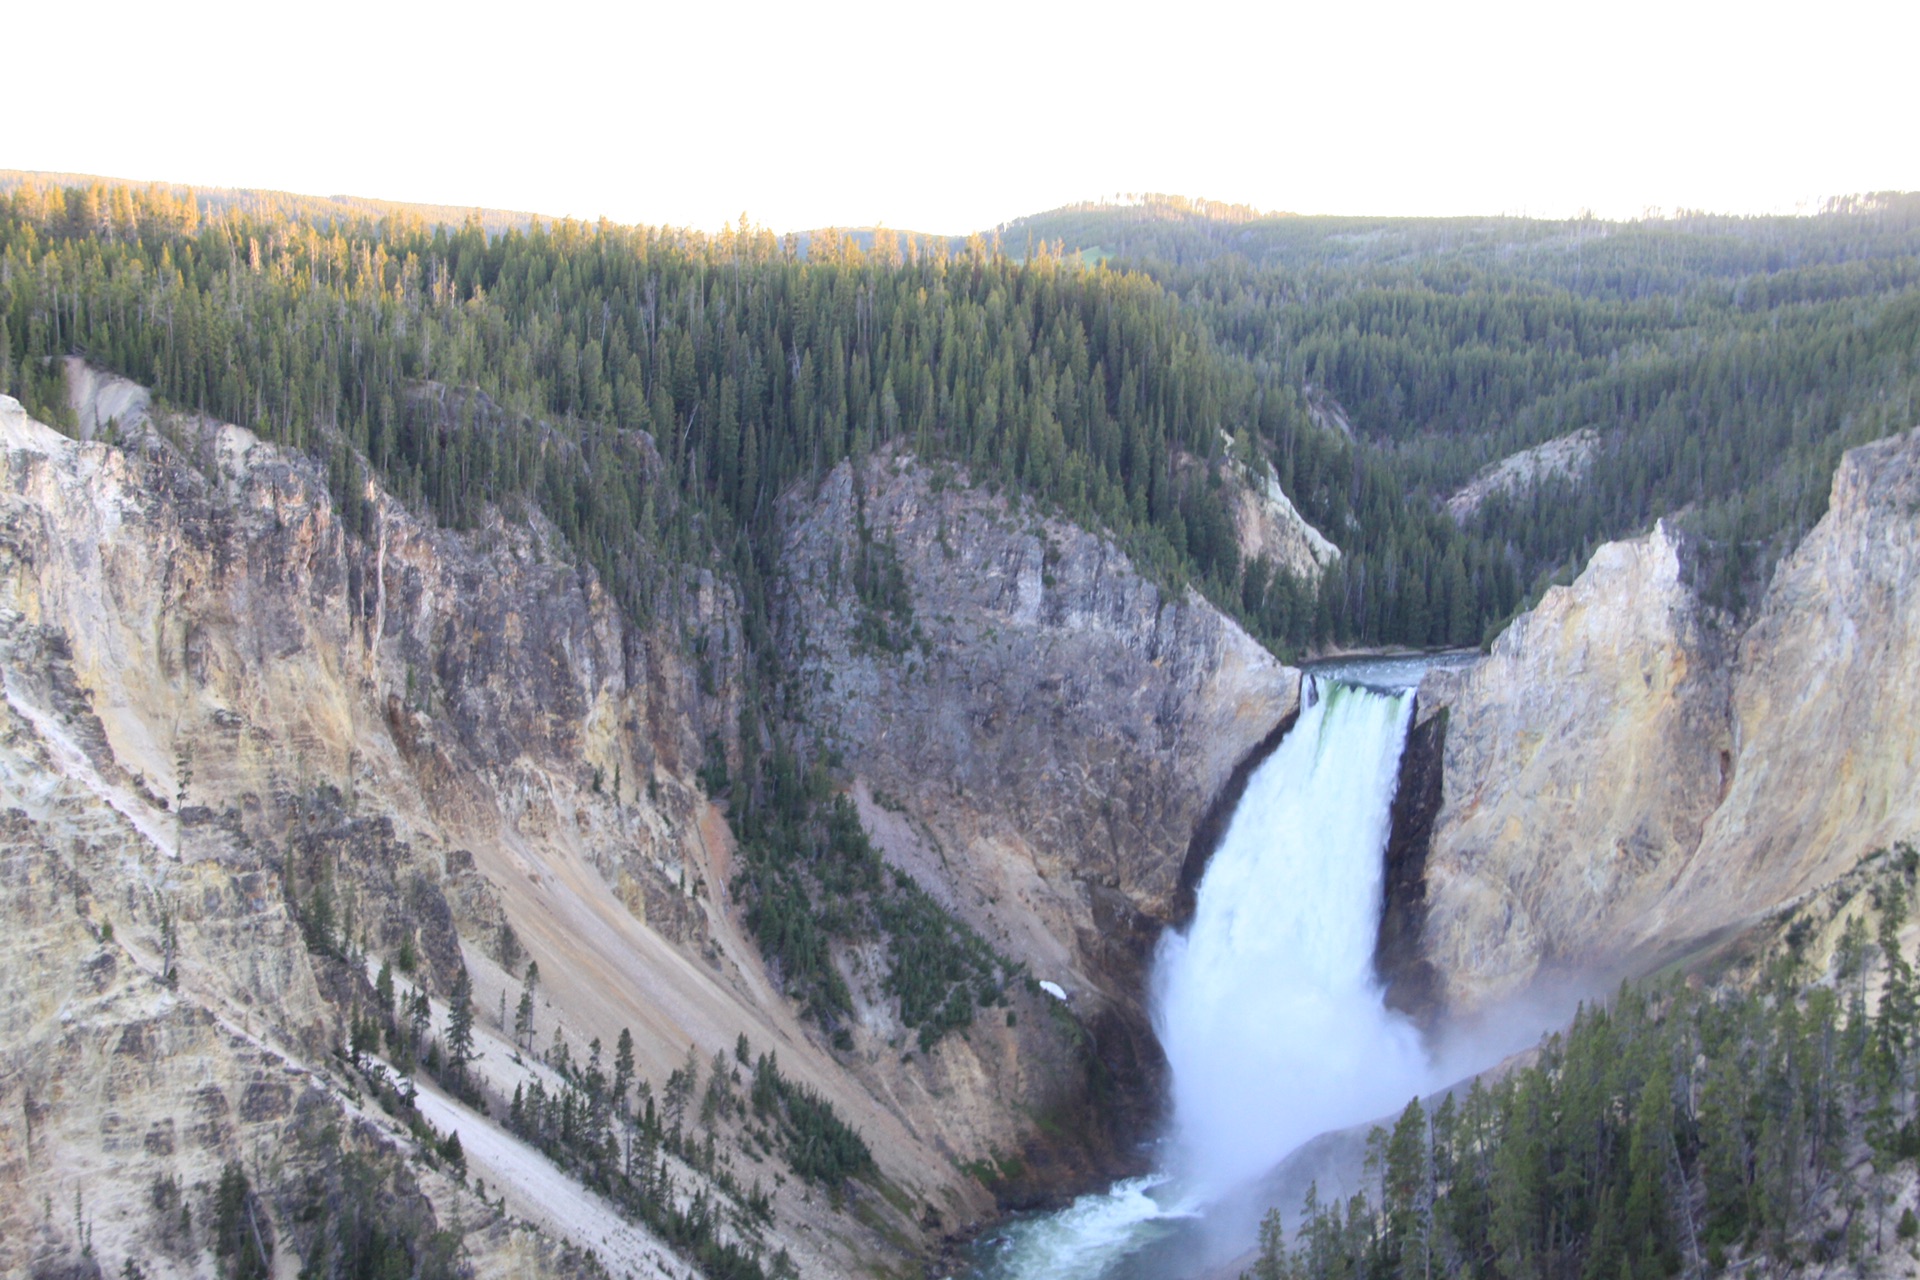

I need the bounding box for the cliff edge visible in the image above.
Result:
[1418,427,1920,1015]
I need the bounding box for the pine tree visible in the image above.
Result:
[613,1027,636,1117]
[664,1044,699,1135]
[212,1162,269,1280]
[1622,1065,1679,1276]
[514,961,538,1053]
[446,966,475,1086]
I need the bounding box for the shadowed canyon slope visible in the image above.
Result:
[0,375,1295,1278]
[1418,425,1920,1012]
[776,455,1296,1127]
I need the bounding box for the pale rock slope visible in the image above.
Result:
[1444,429,1601,524]
[1301,382,1357,441]
[1648,427,1920,932]
[1178,438,1339,581]
[0,395,615,1279]
[3,372,1300,1276]
[1417,521,1733,1009]
[1418,426,1920,1013]
[0,381,930,1279]
[1227,457,1340,580]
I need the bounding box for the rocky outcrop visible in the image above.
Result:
[1644,427,1920,939]
[1227,460,1340,581]
[1302,382,1357,441]
[777,454,1296,1163]
[1177,441,1339,582]
[1418,427,1920,1015]
[1416,521,1735,1010]
[0,383,964,1278]
[1444,429,1600,523]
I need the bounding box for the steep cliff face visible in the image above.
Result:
[4,375,1299,1275]
[0,681,582,1279]
[1375,705,1447,1020]
[776,455,1297,1156]
[1418,428,1920,1014]
[1416,522,1734,1009]
[1645,427,1920,938]
[0,383,942,1279]
[0,402,616,1277]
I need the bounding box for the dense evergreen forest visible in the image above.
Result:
[1246,844,1920,1280]
[1005,194,1920,611]
[8,183,1916,660]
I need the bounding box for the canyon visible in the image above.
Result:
[0,370,1301,1279]
[7,357,1920,1279]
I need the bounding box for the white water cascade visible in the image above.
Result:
[1154,676,1429,1192]
[968,673,1437,1279]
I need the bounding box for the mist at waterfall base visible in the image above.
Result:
[964,674,1445,1280]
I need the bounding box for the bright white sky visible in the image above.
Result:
[10,0,1914,234]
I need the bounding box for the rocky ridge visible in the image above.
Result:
[1444,428,1600,523]
[1416,426,1920,1014]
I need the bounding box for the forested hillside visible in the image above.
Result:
[5,183,1918,1018]
[0,168,543,236]
[0,180,1531,669]
[0,179,1359,1060]
[1247,844,1920,1280]
[11,183,1915,665]
[1006,194,1920,612]
[0,182,1318,636]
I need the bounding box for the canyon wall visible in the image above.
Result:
[2,377,1294,1276]
[0,382,917,1279]
[1418,427,1920,1013]
[776,454,1297,1152]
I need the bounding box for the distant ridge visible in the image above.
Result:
[994,189,1920,271]
[0,169,549,236]
[787,226,963,258]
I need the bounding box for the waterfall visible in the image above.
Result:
[1152,676,1428,1193]
[968,674,1433,1279]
